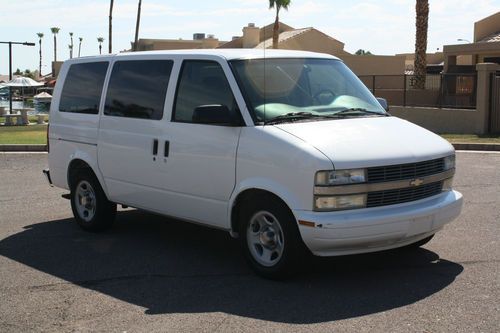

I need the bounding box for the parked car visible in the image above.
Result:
[43,49,463,279]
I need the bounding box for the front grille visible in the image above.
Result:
[367,158,445,183]
[367,181,443,208]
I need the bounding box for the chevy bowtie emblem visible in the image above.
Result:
[410,178,424,187]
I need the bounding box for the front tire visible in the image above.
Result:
[239,195,307,279]
[70,170,116,231]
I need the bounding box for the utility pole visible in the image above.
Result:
[133,0,142,51]
[0,41,35,114]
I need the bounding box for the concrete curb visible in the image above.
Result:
[1,143,499,152]
[0,144,47,152]
[452,143,500,151]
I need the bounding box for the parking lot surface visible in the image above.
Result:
[0,152,499,332]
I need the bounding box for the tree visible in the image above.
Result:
[109,0,114,53]
[355,49,372,55]
[69,32,74,59]
[269,0,291,49]
[50,27,60,62]
[78,37,83,57]
[36,33,44,77]
[14,69,37,79]
[414,0,429,89]
[133,0,142,51]
[23,69,37,80]
[97,37,104,54]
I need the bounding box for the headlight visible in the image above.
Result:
[315,169,366,186]
[444,155,455,170]
[314,194,367,211]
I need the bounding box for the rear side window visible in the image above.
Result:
[104,60,173,120]
[59,62,109,114]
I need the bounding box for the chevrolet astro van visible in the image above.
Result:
[44,49,463,278]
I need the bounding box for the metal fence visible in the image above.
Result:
[358,73,477,109]
[490,72,500,133]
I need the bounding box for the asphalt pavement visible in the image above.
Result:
[0,152,498,332]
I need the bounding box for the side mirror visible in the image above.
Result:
[376,97,389,112]
[192,104,241,126]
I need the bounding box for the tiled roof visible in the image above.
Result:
[255,28,312,49]
[478,31,500,43]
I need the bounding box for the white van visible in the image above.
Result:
[44,49,462,278]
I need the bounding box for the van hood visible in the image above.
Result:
[274,117,454,169]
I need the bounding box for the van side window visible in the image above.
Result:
[104,60,173,120]
[59,62,109,114]
[173,60,240,124]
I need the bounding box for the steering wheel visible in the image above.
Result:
[313,89,337,105]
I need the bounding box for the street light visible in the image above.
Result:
[0,41,36,114]
[457,38,471,43]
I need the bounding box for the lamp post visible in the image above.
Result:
[0,41,36,114]
[457,38,471,43]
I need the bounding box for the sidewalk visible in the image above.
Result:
[1,143,500,152]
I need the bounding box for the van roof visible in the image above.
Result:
[68,49,340,62]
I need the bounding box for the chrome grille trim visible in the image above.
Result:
[367,181,443,208]
[367,158,445,183]
[314,169,454,196]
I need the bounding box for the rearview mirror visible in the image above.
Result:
[376,97,389,112]
[192,104,241,126]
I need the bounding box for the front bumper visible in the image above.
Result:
[295,190,463,256]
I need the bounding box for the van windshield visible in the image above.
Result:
[230,58,387,124]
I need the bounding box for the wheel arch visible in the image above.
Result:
[229,187,298,238]
[67,156,108,196]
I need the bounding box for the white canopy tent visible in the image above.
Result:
[34,91,52,99]
[3,77,45,114]
[5,77,44,87]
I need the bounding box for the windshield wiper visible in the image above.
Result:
[333,108,389,117]
[264,112,318,125]
[264,109,388,125]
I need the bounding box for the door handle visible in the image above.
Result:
[152,139,158,156]
[164,141,170,157]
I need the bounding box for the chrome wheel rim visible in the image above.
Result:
[246,211,285,267]
[74,180,96,222]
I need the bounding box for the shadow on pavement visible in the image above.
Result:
[0,209,463,324]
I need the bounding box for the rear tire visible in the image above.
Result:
[239,195,307,279]
[70,170,116,231]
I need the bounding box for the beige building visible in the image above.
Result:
[132,33,227,51]
[129,22,406,76]
[443,11,500,72]
[220,22,351,57]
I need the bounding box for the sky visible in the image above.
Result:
[0,0,499,75]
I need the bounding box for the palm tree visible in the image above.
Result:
[355,49,372,56]
[109,0,114,53]
[36,33,44,76]
[97,37,104,54]
[414,0,429,89]
[50,27,60,62]
[78,37,83,57]
[69,32,74,58]
[268,0,291,49]
[133,0,142,51]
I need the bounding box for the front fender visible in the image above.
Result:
[227,177,304,232]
